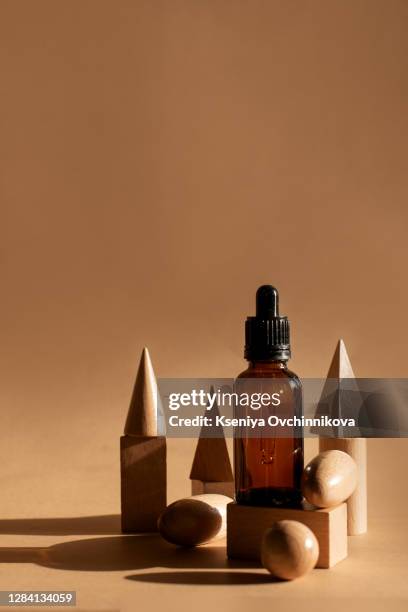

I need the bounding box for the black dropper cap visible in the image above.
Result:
[244,285,291,361]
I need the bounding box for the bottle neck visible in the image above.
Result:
[247,359,288,371]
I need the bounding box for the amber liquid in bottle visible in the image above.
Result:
[234,285,304,507]
[234,360,303,506]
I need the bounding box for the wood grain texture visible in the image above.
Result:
[319,437,367,535]
[301,449,357,508]
[261,520,319,580]
[227,501,347,568]
[120,435,166,532]
[158,494,231,546]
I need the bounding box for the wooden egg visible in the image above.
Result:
[301,449,358,508]
[261,520,319,580]
[157,494,232,547]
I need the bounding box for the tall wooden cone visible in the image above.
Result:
[189,387,234,498]
[319,339,367,535]
[120,347,166,533]
[124,347,161,436]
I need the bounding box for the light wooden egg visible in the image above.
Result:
[261,520,319,580]
[301,449,358,508]
[158,494,232,547]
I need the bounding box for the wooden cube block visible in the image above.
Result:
[120,435,166,533]
[191,479,235,498]
[227,501,347,568]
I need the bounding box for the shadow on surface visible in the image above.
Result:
[0,535,257,572]
[0,515,121,536]
[126,570,276,585]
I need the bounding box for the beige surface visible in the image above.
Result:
[0,437,408,611]
[1,1,408,610]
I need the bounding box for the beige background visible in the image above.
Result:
[1,1,408,611]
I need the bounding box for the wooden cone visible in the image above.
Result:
[124,347,161,436]
[189,387,234,498]
[121,347,166,533]
[318,339,367,535]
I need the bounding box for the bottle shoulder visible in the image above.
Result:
[237,364,301,384]
[283,367,302,387]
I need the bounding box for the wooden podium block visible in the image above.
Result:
[120,435,166,533]
[227,501,347,568]
[191,479,235,498]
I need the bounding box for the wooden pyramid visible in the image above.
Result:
[189,386,234,497]
[318,339,367,535]
[314,339,361,437]
[326,338,356,379]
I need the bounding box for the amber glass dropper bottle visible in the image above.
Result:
[234,285,304,507]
